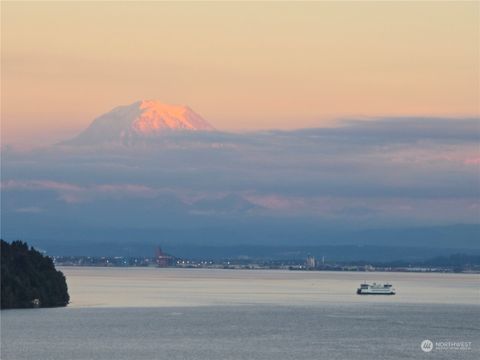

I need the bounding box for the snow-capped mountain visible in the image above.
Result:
[63,100,215,145]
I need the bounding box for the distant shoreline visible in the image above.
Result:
[56,264,480,275]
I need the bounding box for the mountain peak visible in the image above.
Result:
[63,100,215,146]
[133,100,213,133]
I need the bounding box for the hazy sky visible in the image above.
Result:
[2,1,479,145]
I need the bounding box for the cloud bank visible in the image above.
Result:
[2,117,479,249]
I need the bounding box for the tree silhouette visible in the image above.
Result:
[1,240,69,309]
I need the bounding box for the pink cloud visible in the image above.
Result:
[1,180,159,203]
[464,157,480,165]
[94,184,158,198]
[243,194,306,211]
[1,180,81,192]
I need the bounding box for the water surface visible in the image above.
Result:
[61,267,479,307]
[1,268,478,360]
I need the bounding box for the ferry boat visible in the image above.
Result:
[356,282,395,295]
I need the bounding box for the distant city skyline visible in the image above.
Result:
[2,1,479,146]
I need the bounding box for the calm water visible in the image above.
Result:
[2,268,479,359]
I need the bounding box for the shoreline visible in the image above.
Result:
[56,265,480,275]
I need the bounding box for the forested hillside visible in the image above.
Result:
[1,240,69,309]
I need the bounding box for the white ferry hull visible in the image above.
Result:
[356,289,396,295]
[357,283,396,295]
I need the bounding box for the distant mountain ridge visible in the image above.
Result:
[63,100,215,146]
[5,224,479,258]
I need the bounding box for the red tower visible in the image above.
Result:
[155,246,171,267]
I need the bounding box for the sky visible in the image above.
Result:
[1,2,479,255]
[2,1,479,146]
